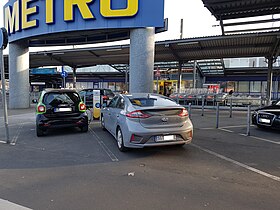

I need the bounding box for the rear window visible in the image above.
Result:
[104,89,114,96]
[43,92,80,106]
[128,96,177,107]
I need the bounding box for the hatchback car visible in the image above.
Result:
[101,93,193,151]
[35,89,88,136]
[252,100,280,130]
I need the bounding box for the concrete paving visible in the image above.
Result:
[0,108,279,210]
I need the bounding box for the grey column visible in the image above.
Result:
[266,57,273,105]
[129,28,155,93]
[9,40,30,109]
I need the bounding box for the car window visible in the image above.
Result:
[116,97,125,109]
[108,96,119,108]
[104,89,114,96]
[128,95,177,107]
[43,92,80,106]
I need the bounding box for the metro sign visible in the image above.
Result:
[3,0,165,42]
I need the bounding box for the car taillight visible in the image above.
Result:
[178,108,189,117]
[37,105,46,114]
[102,95,109,100]
[126,110,151,118]
[79,103,86,112]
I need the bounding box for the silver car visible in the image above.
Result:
[101,93,193,152]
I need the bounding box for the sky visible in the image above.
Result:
[0,0,221,42]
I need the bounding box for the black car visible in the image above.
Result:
[252,100,280,129]
[79,88,115,108]
[35,89,88,136]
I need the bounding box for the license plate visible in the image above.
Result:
[155,135,176,142]
[259,118,270,123]
[55,107,72,112]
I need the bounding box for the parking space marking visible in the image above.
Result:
[10,123,24,145]
[248,136,280,145]
[218,128,234,133]
[89,127,119,162]
[0,198,32,210]
[191,143,280,182]
[0,122,33,129]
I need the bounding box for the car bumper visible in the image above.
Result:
[122,121,193,148]
[252,114,280,129]
[36,114,88,129]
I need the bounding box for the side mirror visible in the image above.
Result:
[32,99,38,104]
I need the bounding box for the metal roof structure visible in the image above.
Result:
[202,0,280,20]
[2,31,280,78]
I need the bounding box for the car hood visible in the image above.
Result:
[256,105,280,115]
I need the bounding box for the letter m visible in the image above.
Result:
[4,1,20,34]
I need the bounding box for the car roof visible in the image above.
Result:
[80,88,112,91]
[123,93,167,98]
[43,88,78,93]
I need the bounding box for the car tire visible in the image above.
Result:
[101,116,106,131]
[36,126,44,137]
[80,124,88,132]
[116,127,128,152]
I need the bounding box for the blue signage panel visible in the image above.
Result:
[30,68,57,75]
[4,0,165,43]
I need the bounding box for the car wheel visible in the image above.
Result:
[101,116,106,131]
[80,124,88,132]
[36,125,44,137]
[116,128,127,152]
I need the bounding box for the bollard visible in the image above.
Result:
[201,95,205,116]
[216,102,220,129]
[188,103,192,119]
[246,105,251,136]
[229,97,233,118]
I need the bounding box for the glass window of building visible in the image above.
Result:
[250,81,261,93]
[238,81,249,93]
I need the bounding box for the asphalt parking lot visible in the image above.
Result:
[0,107,279,210]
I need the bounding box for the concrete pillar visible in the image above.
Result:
[9,40,30,109]
[266,57,273,105]
[129,28,155,93]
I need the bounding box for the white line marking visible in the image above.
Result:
[249,136,280,145]
[191,143,280,182]
[220,125,247,128]
[218,128,234,133]
[10,123,24,145]
[89,127,119,162]
[0,198,32,210]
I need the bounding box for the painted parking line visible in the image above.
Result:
[247,135,280,145]
[218,128,234,133]
[191,143,280,182]
[0,198,32,210]
[0,122,33,129]
[89,127,119,162]
[10,123,24,145]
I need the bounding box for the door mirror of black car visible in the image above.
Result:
[271,100,277,105]
[32,99,38,104]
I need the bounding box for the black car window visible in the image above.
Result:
[104,89,114,96]
[108,96,119,108]
[128,95,177,107]
[44,92,80,106]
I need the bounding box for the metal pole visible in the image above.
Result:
[156,76,159,94]
[180,19,183,39]
[201,95,205,116]
[266,57,273,105]
[72,67,77,89]
[216,102,220,129]
[246,105,251,136]
[230,97,233,118]
[0,49,10,144]
[188,103,192,119]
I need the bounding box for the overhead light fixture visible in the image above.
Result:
[106,48,122,52]
[177,41,199,46]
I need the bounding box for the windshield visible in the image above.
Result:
[128,95,177,107]
[43,92,80,106]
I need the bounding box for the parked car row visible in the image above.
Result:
[34,89,194,152]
